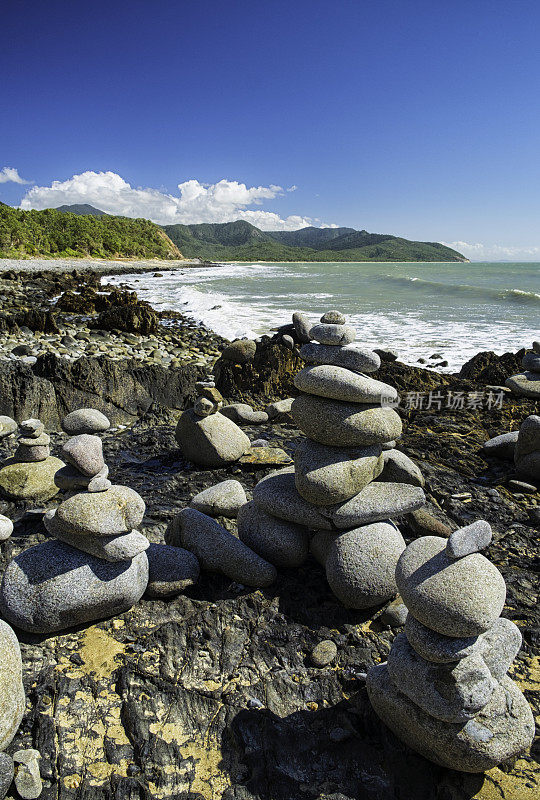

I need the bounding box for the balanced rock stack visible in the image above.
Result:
[175,380,251,467]
[506,340,540,399]
[514,414,540,481]
[246,311,426,608]
[0,419,64,503]
[367,522,535,772]
[0,434,149,634]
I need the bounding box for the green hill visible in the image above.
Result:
[0,205,182,259]
[163,220,467,262]
[55,203,108,216]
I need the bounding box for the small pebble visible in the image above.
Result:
[310,640,337,667]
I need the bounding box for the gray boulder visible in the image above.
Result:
[505,371,540,399]
[366,664,535,772]
[294,365,397,404]
[62,408,111,435]
[190,480,247,518]
[166,508,276,587]
[405,614,483,663]
[482,431,518,460]
[0,541,149,634]
[480,617,523,680]
[379,450,425,487]
[175,409,251,467]
[0,620,25,751]
[221,403,269,425]
[446,520,492,558]
[291,395,402,447]
[387,633,497,723]
[309,323,355,346]
[145,543,200,598]
[515,415,540,460]
[254,469,424,529]
[221,339,257,363]
[54,464,110,493]
[0,753,14,800]
[294,439,383,506]
[44,512,149,562]
[324,522,406,609]
[13,750,41,800]
[0,417,17,440]
[292,312,312,343]
[395,536,506,637]
[522,351,540,372]
[237,501,310,568]
[60,434,105,477]
[320,310,346,324]
[53,485,145,537]
[300,342,380,373]
[0,457,64,503]
[0,515,13,542]
[265,398,294,423]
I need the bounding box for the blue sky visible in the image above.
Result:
[2,0,540,259]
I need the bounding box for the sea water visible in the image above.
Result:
[104,261,540,372]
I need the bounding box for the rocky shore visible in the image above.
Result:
[0,264,538,800]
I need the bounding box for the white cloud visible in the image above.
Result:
[0,167,31,184]
[19,170,327,230]
[442,240,540,261]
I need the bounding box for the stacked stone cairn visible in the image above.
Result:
[0,433,149,634]
[514,414,540,482]
[239,311,426,608]
[175,380,251,467]
[506,340,540,399]
[367,521,535,772]
[0,419,64,503]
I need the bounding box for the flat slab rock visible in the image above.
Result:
[505,371,540,399]
[239,446,293,468]
[367,665,535,773]
[294,365,397,404]
[253,468,425,529]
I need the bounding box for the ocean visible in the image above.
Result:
[104,261,540,372]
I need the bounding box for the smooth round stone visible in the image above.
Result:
[291,395,402,447]
[221,404,269,425]
[60,434,105,477]
[320,310,346,325]
[254,469,424,529]
[237,501,310,568]
[292,311,312,343]
[294,365,397,404]
[145,543,200,598]
[310,640,338,666]
[0,416,17,439]
[309,323,356,346]
[62,408,110,435]
[13,444,49,463]
[0,620,25,750]
[396,536,506,637]
[54,464,109,492]
[44,511,149,562]
[175,409,251,467]
[166,508,276,588]
[379,449,425,487]
[13,750,41,800]
[0,456,64,503]
[482,431,518,460]
[265,398,294,422]
[53,485,145,537]
[300,342,380,373]
[515,414,540,460]
[193,397,216,417]
[446,520,492,559]
[325,522,406,609]
[505,371,540,399]
[190,480,247,518]
[366,665,535,773]
[221,339,257,363]
[0,514,14,541]
[293,440,383,506]
[522,351,540,373]
[387,633,497,723]
[0,540,149,634]
[379,596,408,627]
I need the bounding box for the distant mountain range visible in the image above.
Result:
[2,202,467,262]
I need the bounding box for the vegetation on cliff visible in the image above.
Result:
[163,220,467,262]
[0,205,182,259]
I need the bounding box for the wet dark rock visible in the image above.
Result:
[93,303,159,335]
[459,349,526,385]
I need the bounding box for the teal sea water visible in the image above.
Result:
[105,261,540,372]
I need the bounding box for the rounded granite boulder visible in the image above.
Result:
[0,515,13,542]
[324,522,406,609]
[309,323,356,346]
[395,536,506,637]
[145,543,200,598]
[0,456,64,503]
[294,365,398,405]
[300,342,380,373]
[53,485,146,537]
[0,540,149,634]
[237,500,310,568]
[0,620,25,750]
[175,409,251,467]
[62,408,111,435]
[190,480,247,518]
[291,395,403,447]
[294,439,384,506]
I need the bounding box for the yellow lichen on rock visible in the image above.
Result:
[79,625,125,677]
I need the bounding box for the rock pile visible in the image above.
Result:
[175,380,251,467]
[506,340,540,399]
[514,414,540,481]
[0,434,149,633]
[243,311,425,608]
[367,522,535,772]
[0,419,64,503]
